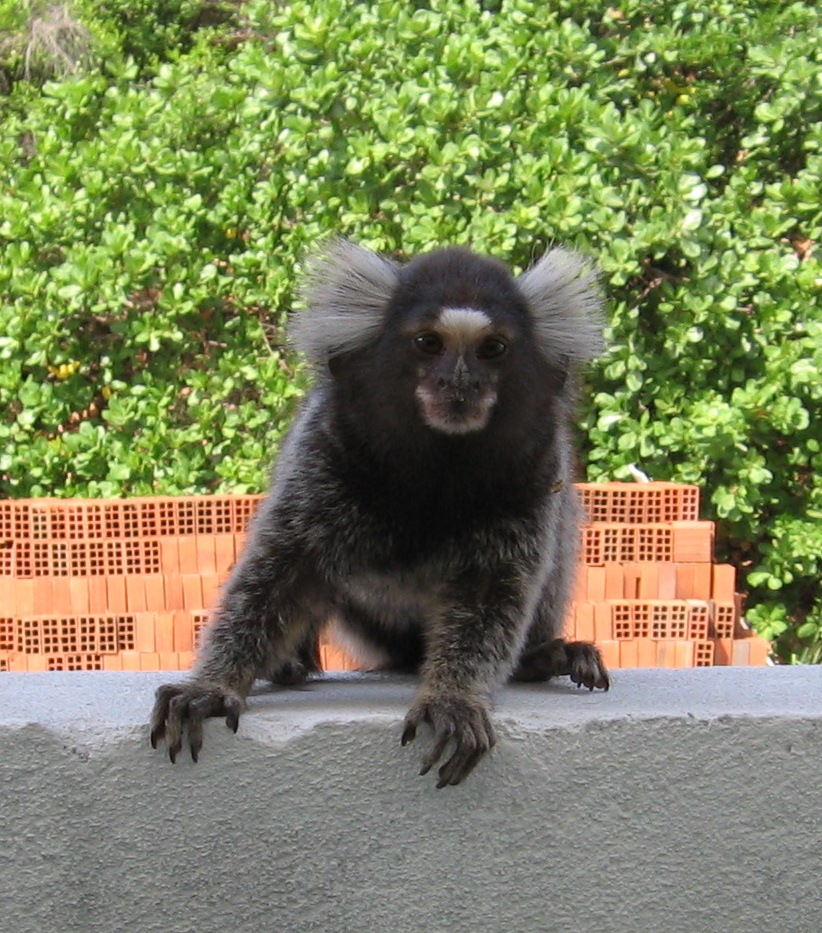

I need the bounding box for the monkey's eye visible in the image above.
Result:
[414,332,444,356]
[476,336,508,360]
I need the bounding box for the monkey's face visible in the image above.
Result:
[408,307,511,435]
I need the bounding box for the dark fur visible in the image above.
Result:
[150,240,610,787]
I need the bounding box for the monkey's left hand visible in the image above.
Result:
[401,693,497,788]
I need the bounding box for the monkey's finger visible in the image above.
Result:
[223,696,242,733]
[435,722,483,787]
[149,684,183,748]
[187,695,217,763]
[401,721,418,746]
[419,724,454,776]
[437,745,484,789]
[165,694,190,764]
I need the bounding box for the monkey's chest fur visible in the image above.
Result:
[299,436,568,675]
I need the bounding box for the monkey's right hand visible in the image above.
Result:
[401,693,497,789]
[149,681,244,763]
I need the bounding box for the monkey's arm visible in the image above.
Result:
[401,570,536,788]
[149,508,324,763]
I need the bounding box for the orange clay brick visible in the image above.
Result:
[0,616,12,652]
[583,524,675,563]
[163,574,185,611]
[233,533,247,558]
[748,636,771,666]
[119,651,142,671]
[173,610,194,652]
[561,607,575,640]
[713,602,737,638]
[675,641,695,668]
[574,603,596,642]
[597,640,620,670]
[159,651,180,671]
[622,563,642,599]
[87,576,108,612]
[12,580,35,618]
[125,576,147,612]
[694,640,715,667]
[587,566,607,601]
[160,538,180,574]
[577,482,700,524]
[658,563,678,599]
[50,577,73,613]
[32,578,52,615]
[25,654,49,672]
[712,564,737,602]
[638,565,660,599]
[192,611,209,648]
[593,603,613,641]
[686,601,711,640]
[655,640,694,668]
[619,639,639,668]
[580,526,604,565]
[637,639,658,668]
[144,575,166,612]
[115,614,137,651]
[106,576,128,613]
[178,650,194,669]
[732,640,751,666]
[713,637,733,666]
[693,563,713,599]
[214,534,236,577]
[195,535,217,575]
[572,566,587,603]
[136,613,156,653]
[68,577,90,613]
[181,575,203,610]
[604,563,624,598]
[319,641,360,672]
[0,541,13,576]
[672,522,715,563]
[675,563,696,599]
[102,653,123,671]
[154,612,175,654]
[177,536,199,575]
[139,652,161,671]
[200,573,220,609]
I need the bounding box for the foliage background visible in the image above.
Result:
[1,0,820,661]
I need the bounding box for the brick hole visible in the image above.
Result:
[116,615,136,651]
[122,503,141,538]
[158,501,176,536]
[0,540,12,575]
[0,618,14,652]
[177,501,196,536]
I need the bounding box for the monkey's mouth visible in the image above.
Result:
[415,387,496,435]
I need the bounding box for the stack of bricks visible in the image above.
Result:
[0,485,769,674]
[0,496,261,673]
[570,482,770,669]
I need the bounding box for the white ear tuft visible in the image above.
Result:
[516,247,605,364]
[290,239,400,363]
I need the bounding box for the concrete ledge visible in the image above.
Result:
[2,668,821,933]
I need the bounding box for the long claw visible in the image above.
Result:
[149,682,243,763]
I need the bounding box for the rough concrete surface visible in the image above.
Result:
[1,667,820,933]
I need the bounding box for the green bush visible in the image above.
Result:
[1,0,820,661]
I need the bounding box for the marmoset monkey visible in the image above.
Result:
[150,239,610,787]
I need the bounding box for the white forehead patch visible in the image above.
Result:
[437,307,492,342]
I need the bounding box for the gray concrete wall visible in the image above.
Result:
[1,667,820,933]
